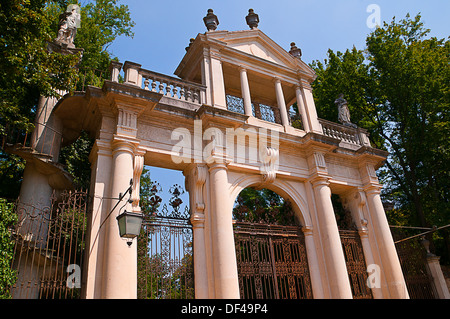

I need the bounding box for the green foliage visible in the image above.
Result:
[0,0,81,136]
[0,199,17,299]
[233,187,296,226]
[59,131,94,189]
[310,13,449,261]
[0,0,135,198]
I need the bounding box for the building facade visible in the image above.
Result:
[12,9,435,299]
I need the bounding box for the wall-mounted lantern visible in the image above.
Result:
[116,211,144,245]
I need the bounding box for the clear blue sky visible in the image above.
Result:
[108,0,449,75]
[105,0,449,205]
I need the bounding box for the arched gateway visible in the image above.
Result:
[12,9,410,299]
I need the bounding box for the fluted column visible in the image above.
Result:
[274,78,289,126]
[101,138,137,299]
[239,67,253,117]
[311,176,353,298]
[208,162,240,298]
[365,184,409,298]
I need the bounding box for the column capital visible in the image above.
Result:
[111,134,140,152]
[272,77,282,84]
[302,225,314,236]
[363,183,383,196]
[191,211,206,228]
[308,173,330,188]
[207,161,228,172]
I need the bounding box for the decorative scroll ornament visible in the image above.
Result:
[131,154,144,212]
[259,147,279,184]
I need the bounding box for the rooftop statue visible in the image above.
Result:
[335,94,357,128]
[55,4,81,48]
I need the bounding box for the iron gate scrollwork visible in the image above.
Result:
[234,222,313,299]
[10,189,88,299]
[392,229,437,299]
[137,184,194,299]
[339,230,373,299]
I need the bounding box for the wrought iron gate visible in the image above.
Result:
[234,222,313,299]
[339,230,372,299]
[392,230,437,299]
[137,185,194,299]
[9,190,88,299]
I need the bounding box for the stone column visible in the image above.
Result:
[425,254,450,299]
[359,226,384,299]
[274,78,289,127]
[295,85,310,132]
[239,67,253,117]
[311,176,353,298]
[101,138,137,299]
[208,162,240,298]
[209,49,227,109]
[186,164,210,298]
[302,226,325,298]
[201,52,213,106]
[84,139,113,299]
[364,184,409,298]
[301,86,322,133]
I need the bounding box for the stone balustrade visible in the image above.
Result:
[319,118,371,147]
[110,61,372,149]
[110,61,206,106]
[141,69,206,105]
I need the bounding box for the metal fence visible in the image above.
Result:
[9,190,88,299]
[137,185,194,299]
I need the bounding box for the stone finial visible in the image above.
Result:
[245,9,259,29]
[203,9,219,31]
[289,42,302,58]
[185,38,195,52]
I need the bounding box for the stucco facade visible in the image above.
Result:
[14,11,418,299]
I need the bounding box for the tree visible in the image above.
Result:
[0,0,135,198]
[0,0,135,298]
[0,199,17,299]
[310,14,450,261]
[233,187,296,226]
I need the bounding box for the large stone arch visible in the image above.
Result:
[228,172,312,228]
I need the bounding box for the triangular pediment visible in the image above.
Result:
[205,29,315,77]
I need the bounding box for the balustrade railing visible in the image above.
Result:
[140,69,206,105]
[109,61,207,106]
[319,118,370,147]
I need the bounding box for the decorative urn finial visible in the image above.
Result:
[245,9,259,29]
[203,9,219,31]
[289,42,302,58]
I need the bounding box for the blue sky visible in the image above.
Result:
[105,1,449,205]
[108,0,449,75]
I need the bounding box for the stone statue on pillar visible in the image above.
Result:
[55,4,81,48]
[335,94,357,128]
